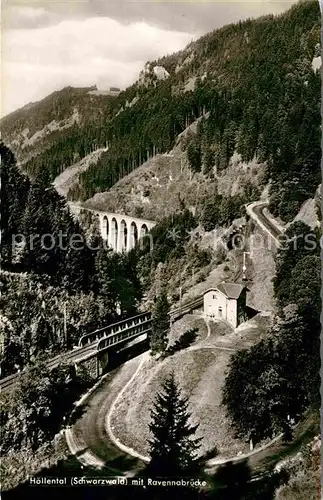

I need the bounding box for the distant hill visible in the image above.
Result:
[0,85,119,167]
[1,0,320,221]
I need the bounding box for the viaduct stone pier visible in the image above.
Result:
[68,203,156,253]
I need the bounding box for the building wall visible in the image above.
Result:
[237,290,247,325]
[203,290,238,328]
[226,298,238,328]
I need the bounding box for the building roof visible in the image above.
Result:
[203,282,247,300]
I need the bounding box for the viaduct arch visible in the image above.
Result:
[68,204,156,253]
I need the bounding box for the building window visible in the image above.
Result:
[218,306,222,317]
[213,294,216,299]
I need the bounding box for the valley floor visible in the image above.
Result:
[2,312,318,495]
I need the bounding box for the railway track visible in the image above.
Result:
[0,234,252,393]
[0,300,202,393]
[170,297,203,321]
[0,343,98,392]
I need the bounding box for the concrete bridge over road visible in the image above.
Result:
[68,203,156,253]
[0,201,283,391]
[0,298,204,392]
[76,313,153,379]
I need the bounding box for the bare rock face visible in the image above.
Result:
[311,55,321,73]
[152,65,170,80]
[53,147,108,197]
[288,197,319,230]
[138,63,170,86]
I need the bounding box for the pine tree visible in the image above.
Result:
[94,242,118,314]
[150,290,170,354]
[62,216,93,293]
[20,183,50,274]
[147,373,201,478]
[1,143,30,268]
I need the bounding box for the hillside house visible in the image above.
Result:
[203,282,248,328]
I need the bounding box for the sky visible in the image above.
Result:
[2,0,297,117]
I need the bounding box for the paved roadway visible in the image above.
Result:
[67,311,315,479]
[246,201,283,242]
[0,203,281,393]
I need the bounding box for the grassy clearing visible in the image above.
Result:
[207,312,273,350]
[168,314,208,346]
[111,347,249,459]
[110,315,271,460]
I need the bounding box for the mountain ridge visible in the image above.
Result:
[1,0,320,222]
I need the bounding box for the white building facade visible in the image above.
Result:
[203,282,248,329]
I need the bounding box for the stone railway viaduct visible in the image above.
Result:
[0,201,282,392]
[68,203,156,253]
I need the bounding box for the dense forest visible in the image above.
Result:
[1,1,320,222]
[223,221,320,443]
[0,142,144,488]
[1,361,91,456]
[0,143,142,376]
[1,2,321,495]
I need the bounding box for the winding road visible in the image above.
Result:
[6,201,303,479]
[65,355,146,474]
[63,202,296,475]
[65,316,228,470]
[65,311,318,479]
[246,201,284,243]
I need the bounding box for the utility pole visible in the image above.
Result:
[63,302,67,346]
[179,270,185,309]
[242,251,250,281]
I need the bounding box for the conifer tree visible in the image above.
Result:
[94,242,118,312]
[150,289,170,354]
[147,373,201,478]
[1,142,30,268]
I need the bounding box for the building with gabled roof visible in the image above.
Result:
[203,281,248,328]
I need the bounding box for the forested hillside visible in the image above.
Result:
[1,0,320,222]
[0,142,144,489]
[223,220,321,444]
[1,2,321,493]
[1,143,142,376]
[0,86,120,169]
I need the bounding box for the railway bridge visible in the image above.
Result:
[74,297,203,378]
[0,200,282,391]
[68,203,156,253]
[0,297,204,392]
[77,312,152,378]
